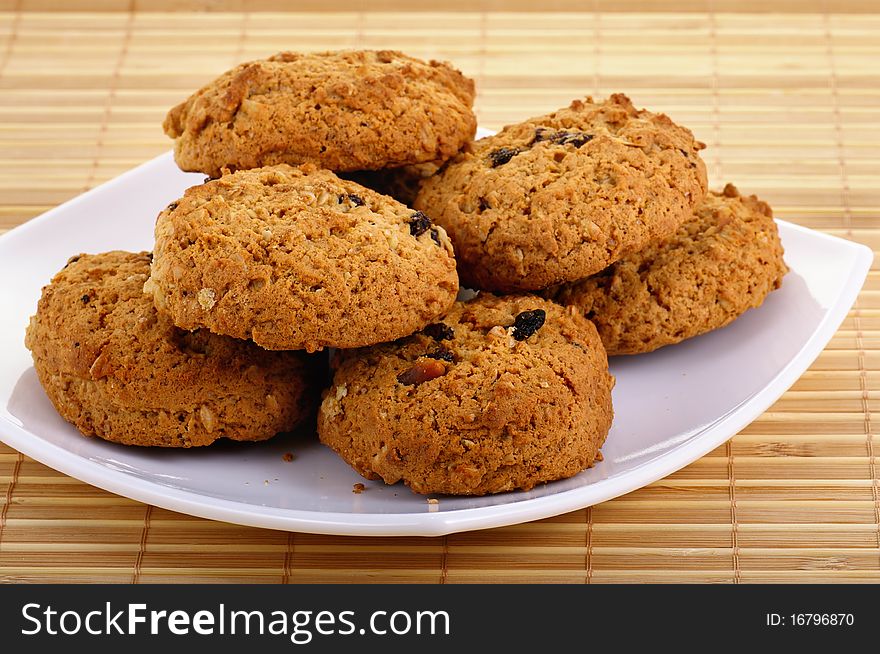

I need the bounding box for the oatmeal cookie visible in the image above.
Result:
[164,49,476,177]
[147,164,459,352]
[25,251,317,447]
[549,184,788,355]
[414,94,707,292]
[318,294,614,495]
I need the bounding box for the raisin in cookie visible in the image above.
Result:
[549,184,788,355]
[318,294,614,495]
[414,94,708,292]
[164,50,476,178]
[147,164,459,352]
[25,251,317,447]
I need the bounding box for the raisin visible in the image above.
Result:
[166,201,179,212]
[397,359,447,386]
[347,193,365,206]
[80,294,90,304]
[488,147,521,167]
[408,211,432,236]
[203,176,218,183]
[510,309,546,341]
[430,227,441,246]
[559,132,593,147]
[426,346,455,363]
[533,127,553,143]
[534,128,593,148]
[479,197,491,211]
[423,322,454,341]
[63,255,81,269]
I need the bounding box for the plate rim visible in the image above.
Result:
[0,153,872,536]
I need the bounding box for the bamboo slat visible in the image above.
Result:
[1,7,879,584]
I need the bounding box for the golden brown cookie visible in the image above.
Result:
[414,94,708,292]
[549,184,788,355]
[164,50,477,177]
[25,251,317,447]
[318,294,614,495]
[147,164,459,352]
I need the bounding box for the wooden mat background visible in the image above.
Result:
[1,1,879,583]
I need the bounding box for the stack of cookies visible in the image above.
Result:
[25,49,787,497]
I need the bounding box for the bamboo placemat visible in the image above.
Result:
[1,5,879,583]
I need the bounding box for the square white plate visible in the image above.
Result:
[0,147,871,536]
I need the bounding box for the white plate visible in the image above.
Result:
[0,140,872,536]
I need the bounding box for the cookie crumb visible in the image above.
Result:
[352,483,366,494]
[595,451,604,462]
[427,498,439,505]
[282,452,296,462]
